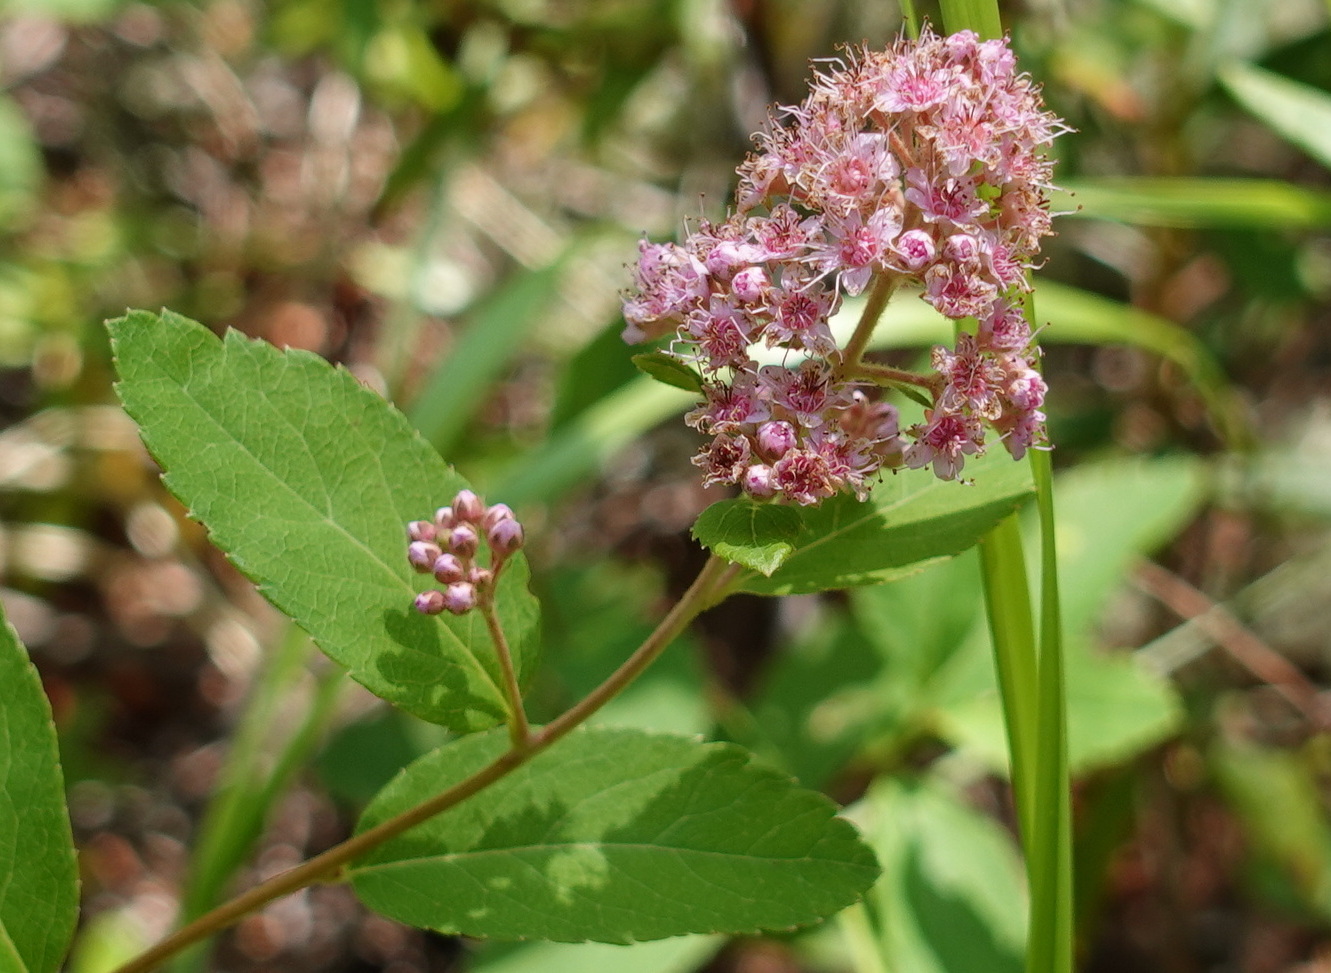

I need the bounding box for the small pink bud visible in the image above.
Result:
[452,490,484,523]
[407,520,436,543]
[895,229,936,271]
[408,541,442,573]
[743,464,777,498]
[483,503,514,530]
[414,590,446,615]
[434,506,456,530]
[448,524,480,558]
[468,566,493,589]
[944,232,981,264]
[442,582,477,615]
[731,266,769,303]
[487,518,525,559]
[756,420,797,459]
[432,553,466,584]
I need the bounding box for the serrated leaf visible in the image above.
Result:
[349,727,878,943]
[107,310,540,732]
[692,498,803,575]
[631,352,704,394]
[0,607,79,973]
[735,450,1035,596]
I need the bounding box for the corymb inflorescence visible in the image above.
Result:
[408,490,525,616]
[622,26,1066,502]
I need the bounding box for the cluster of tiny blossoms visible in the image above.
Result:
[622,27,1065,501]
[407,490,524,616]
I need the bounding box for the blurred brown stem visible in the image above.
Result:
[1134,559,1329,730]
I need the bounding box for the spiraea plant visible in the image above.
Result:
[0,22,1075,973]
[624,26,1066,499]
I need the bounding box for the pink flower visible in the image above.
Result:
[905,410,986,480]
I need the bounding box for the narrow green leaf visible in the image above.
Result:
[691,498,803,576]
[938,0,1003,40]
[0,608,79,973]
[1058,178,1331,229]
[409,266,562,454]
[735,450,1035,596]
[108,310,540,731]
[350,727,879,943]
[631,352,704,394]
[1220,62,1331,171]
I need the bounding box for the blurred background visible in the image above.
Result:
[2,0,1331,971]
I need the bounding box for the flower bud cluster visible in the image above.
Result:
[622,27,1065,496]
[407,490,525,616]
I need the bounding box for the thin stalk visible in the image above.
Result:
[1027,447,1073,973]
[111,554,738,973]
[845,362,939,390]
[480,593,530,747]
[837,274,898,379]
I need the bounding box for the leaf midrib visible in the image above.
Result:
[129,335,505,703]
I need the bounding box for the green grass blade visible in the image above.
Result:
[1027,448,1074,973]
[1058,177,1331,229]
[977,515,1039,840]
[1219,62,1331,171]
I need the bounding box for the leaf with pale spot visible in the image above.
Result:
[350,727,878,943]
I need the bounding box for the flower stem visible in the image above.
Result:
[480,588,530,747]
[845,361,938,390]
[110,554,739,973]
[838,273,898,379]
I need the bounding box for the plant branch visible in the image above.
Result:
[480,590,530,747]
[111,553,738,973]
[837,274,898,379]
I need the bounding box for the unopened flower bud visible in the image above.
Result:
[452,490,484,524]
[442,582,477,615]
[407,520,436,543]
[483,503,514,530]
[756,420,797,459]
[447,524,479,558]
[487,518,525,559]
[414,590,446,615]
[408,541,442,573]
[731,266,769,303]
[434,506,455,531]
[944,232,981,264]
[468,566,493,589]
[895,229,936,271]
[743,464,777,499]
[432,553,466,584]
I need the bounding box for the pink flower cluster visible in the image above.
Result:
[408,490,524,616]
[622,27,1065,500]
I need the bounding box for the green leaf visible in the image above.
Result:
[1220,62,1331,171]
[691,498,804,575]
[108,310,540,732]
[0,607,79,973]
[350,727,879,943]
[1057,178,1331,229]
[735,450,1035,596]
[631,352,704,394]
[864,777,1026,973]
